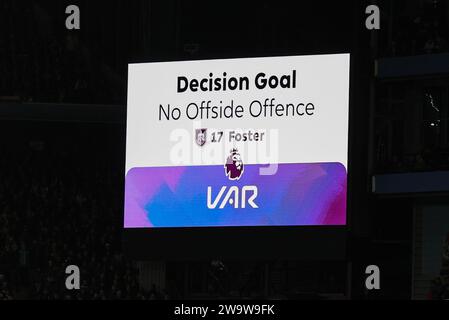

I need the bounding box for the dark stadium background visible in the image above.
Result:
[1,0,449,300]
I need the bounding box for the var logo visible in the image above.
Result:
[207,186,258,209]
[207,149,258,209]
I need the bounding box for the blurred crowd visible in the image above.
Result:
[0,126,165,300]
[0,276,12,300]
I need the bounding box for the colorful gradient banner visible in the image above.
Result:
[124,162,347,228]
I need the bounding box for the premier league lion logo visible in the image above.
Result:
[224,148,244,180]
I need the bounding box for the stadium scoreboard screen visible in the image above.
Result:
[124,54,350,258]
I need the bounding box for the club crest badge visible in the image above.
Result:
[195,128,207,147]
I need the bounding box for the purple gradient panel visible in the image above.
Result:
[124,163,347,228]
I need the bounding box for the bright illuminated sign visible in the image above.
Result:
[125,54,350,228]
